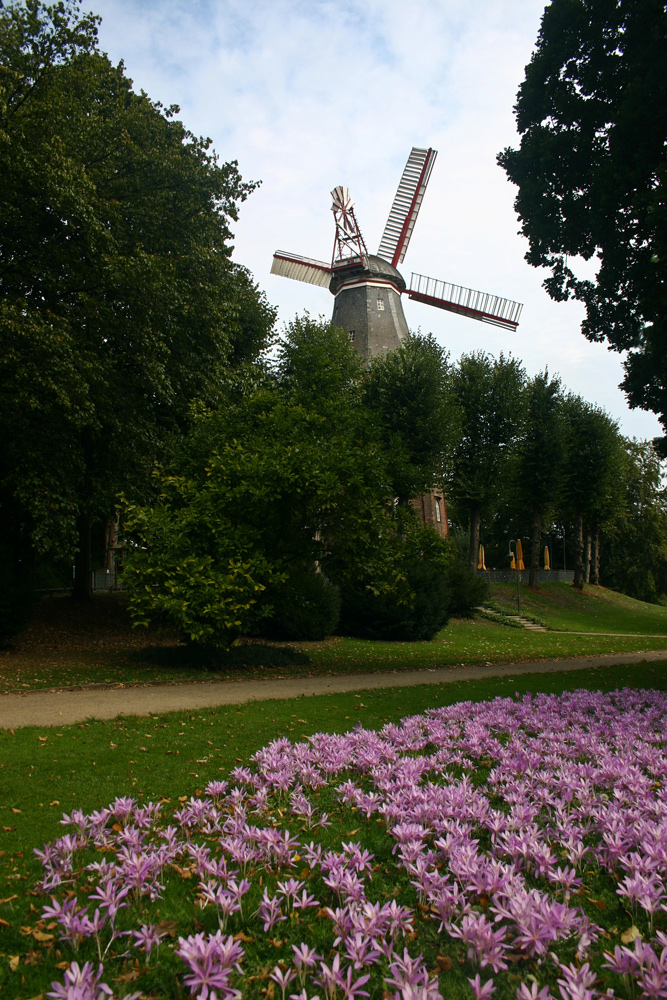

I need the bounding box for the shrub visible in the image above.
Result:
[336,528,452,642]
[257,564,341,641]
[0,555,33,647]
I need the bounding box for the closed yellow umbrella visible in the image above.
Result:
[544,545,551,570]
[478,544,487,571]
[517,538,525,570]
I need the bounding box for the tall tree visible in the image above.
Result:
[561,395,623,589]
[447,352,525,572]
[498,0,667,448]
[362,334,458,506]
[513,372,566,587]
[0,0,274,595]
[602,440,667,603]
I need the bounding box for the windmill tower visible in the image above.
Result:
[271,147,523,358]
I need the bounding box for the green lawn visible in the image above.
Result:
[488,580,667,633]
[1,587,667,694]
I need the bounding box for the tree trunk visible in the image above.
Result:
[529,507,542,589]
[73,513,92,600]
[104,510,119,576]
[591,526,600,584]
[583,530,591,583]
[469,505,481,573]
[573,511,585,590]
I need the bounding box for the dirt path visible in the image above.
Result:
[2,648,667,729]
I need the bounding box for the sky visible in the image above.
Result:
[91,0,661,441]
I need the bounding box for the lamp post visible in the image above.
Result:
[509,539,521,617]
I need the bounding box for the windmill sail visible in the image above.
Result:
[271,251,332,288]
[408,273,523,331]
[377,147,438,268]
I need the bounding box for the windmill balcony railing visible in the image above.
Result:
[408,272,523,329]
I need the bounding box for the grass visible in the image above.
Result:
[488,580,667,633]
[3,660,667,998]
[2,586,667,694]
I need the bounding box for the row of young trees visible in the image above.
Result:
[446,354,667,601]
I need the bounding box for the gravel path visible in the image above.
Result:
[2,648,667,729]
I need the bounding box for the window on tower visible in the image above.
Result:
[435,497,442,522]
[349,330,355,342]
[377,298,385,310]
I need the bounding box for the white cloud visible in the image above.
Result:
[92,0,662,440]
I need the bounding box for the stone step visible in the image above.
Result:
[481,608,548,632]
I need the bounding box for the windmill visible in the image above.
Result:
[271,147,523,359]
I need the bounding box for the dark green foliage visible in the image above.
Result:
[513,372,566,586]
[560,395,624,587]
[0,559,33,647]
[498,0,667,448]
[446,352,525,571]
[337,527,452,642]
[601,440,667,604]
[123,320,391,649]
[257,565,341,641]
[363,334,457,504]
[444,531,490,617]
[0,0,275,588]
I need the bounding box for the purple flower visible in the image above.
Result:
[176,931,244,1000]
[47,961,114,1000]
[468,974,496,1000]
[131,922,165,957]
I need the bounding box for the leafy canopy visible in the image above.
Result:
[498,0,667,448]
[0,0,275,561]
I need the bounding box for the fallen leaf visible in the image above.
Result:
[436,954,452,971]
[2,826,16,832]
[233,931,255,943]
[25,950,42,966]
[32,930,54,943]
[172,865,192,879]
[0,917,9,927]
[11,808,22,815]
[49,801,60,807]
[38,736,47,742]
[55,961,70,970]
[156,919,179,938]
[112,969,141,983]
[111,823,123,834]
[588,898,607,910]
[21,925,33,936]
[621,926,642,944]
[0,894,18,904]
[9,955,19,971]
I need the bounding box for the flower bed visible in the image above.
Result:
[35,688,667,999]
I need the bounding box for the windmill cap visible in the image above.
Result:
[329,254,406,295]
